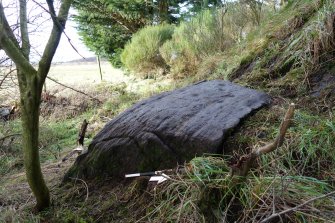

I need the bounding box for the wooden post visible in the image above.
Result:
[97,54,103,81]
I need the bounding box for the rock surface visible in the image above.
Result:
[65,80,270,180]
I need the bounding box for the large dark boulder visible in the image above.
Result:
[65,80,270,180]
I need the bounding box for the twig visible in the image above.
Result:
[69,177,89,202]
[46,76,102,103]
[0,133,21,142]
[31,0,86,59]
[255,103,295,155]
[260,190,335,223]
[0,68,16,88]
[231,103,295,177]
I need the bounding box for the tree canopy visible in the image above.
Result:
[74,0,225,66]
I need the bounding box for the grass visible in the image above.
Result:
[222,0,335,104]
[260,111,335,179]
[139,156,335,222]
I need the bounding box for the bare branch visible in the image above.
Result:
[37,0,73,82]
[19,0,30,59]
[231,103,295,177]
[260,190,335,223]
[0,133,21,142]
[0,67,16,88]
[255,103,295,155]
[32,0,85,60]
[46,76,102,103]
[77,119,88,146]
[0,2,19,47]
[0,3,36,76]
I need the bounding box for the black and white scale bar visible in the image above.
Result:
[125,171,162,178]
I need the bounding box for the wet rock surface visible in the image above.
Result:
[65,80,270,180]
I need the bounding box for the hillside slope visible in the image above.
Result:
[226,0,334,113]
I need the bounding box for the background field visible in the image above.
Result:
[47,61,127,88]
[0,61,174,105]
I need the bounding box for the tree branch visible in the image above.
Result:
[37,0,73,83]
[0,3,36,75]
[260,190,335,223]
[255,103,295,155]
[19,0,30,59]
[0,3,19,47]
[31,0,85,60]
[0,133,21,142]
[77,119,88,146]
[231,103,295,177]
[46,76,102,103]
[0,68,16,88]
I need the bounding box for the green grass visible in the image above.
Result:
[260,111,335,179]
[140,156,335,222]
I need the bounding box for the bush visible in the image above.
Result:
[121,24,175,77]
[160,8,234,78]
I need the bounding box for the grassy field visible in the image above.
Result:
[47,61,127,87]
[1,62,122,104]
[0,61,174,104]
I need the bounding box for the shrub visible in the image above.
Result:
[121,24,175,77]
[160,8,235,78]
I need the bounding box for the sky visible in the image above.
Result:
[53,17,95,62]
[1,0,95,63]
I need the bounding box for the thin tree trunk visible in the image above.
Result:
[20,75,49,211]
[0,0,73,211]
[158,0,169,23]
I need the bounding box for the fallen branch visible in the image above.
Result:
[0,68,16,89]
[231,103,295,177]
[46,76,102,103]
[0,133,21,142]
[68,177,89,202]
[260,190,335,223]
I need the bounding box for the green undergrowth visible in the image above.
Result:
[224,106,335,180]
[121,24,175,77]
[0,80,176,180]
[221,0,335,106]
[141,106,335,222]
[142,156,335,222]
[0,111,94,178]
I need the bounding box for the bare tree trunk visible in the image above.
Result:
[0,0,73,211]
[158,0,169,23]
[20,74,49,211]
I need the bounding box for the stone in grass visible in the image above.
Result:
[65,80,270,180]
